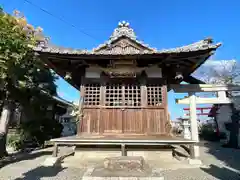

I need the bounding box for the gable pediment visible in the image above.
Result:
[94,37,152,54]
[93,21,155,54]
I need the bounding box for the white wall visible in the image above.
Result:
[85,67,101,78]
[145,67,162,78]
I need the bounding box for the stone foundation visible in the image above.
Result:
[74,148,173,161]
[62,147,202,170]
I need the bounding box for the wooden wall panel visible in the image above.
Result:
[79,108,169,135]
[80,108,100,134]
[144,109,167,134]
[78,78,170,136]
[101,109,123,133]
[123,109,143,133]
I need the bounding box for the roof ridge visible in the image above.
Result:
[33,38,221,55]
[92,21,156,52]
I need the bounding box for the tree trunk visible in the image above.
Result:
[0,100,14,158]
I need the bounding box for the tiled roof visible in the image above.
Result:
[34,21,221,56]
[41,90,73,107]
[52,95,73,107]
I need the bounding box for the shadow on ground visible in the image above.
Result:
[201,164,240,180]
[13,166,66,180]
[0,150,52,168]
[197,141,240,179]
[202,141,240,171]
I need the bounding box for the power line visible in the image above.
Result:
[23,0,99,43]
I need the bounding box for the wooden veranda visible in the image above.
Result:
[51,134,196,157]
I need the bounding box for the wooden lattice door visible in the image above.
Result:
[103,83,124,133]
[145,83,167,134]
[81,81,168,135]
[122,84,143,133]
[102,82,143,134]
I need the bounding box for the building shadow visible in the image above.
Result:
[203,141,240,171]
[177,141,240,179]
[13,166,66,180]
[201,164,240,180]
[0,150,52,168]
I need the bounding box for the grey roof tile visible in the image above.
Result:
[33,21,221,56]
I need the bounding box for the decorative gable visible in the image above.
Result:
[95,38,148,54]
[93,21,156,54]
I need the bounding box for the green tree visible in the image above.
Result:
[0,8,57,157]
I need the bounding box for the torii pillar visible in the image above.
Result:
[171,84,240,159]
[188,92,199,158]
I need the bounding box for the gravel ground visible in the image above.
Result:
[0,142,239,180]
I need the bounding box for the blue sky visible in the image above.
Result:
[1,0,240,120]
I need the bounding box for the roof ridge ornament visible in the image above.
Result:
[92,21,158,52]
[118,21,130,28]
[110,21,137,41]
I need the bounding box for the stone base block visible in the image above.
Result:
[103,156,145,171]
[43,157,60,167]
[188,159,202,165]
[189,145,200,158]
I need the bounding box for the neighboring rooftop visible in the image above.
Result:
[52,95,73,107]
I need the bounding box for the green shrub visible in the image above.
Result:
[7,117,63,151]
[19,117,63,148]
[200,123,226,141]
[200,123,218,141]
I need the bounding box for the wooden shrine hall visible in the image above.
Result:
[34,21,221,159]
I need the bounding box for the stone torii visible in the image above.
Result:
[171,84,240,159]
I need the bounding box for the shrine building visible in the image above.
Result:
[34,21,221,159]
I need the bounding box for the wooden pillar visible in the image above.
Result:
[163,84,168,134]
[100,73,106,134]
[121,144,127,156]
[140,74,147,134]
[189,92,200,159]
[78,79,85,135]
